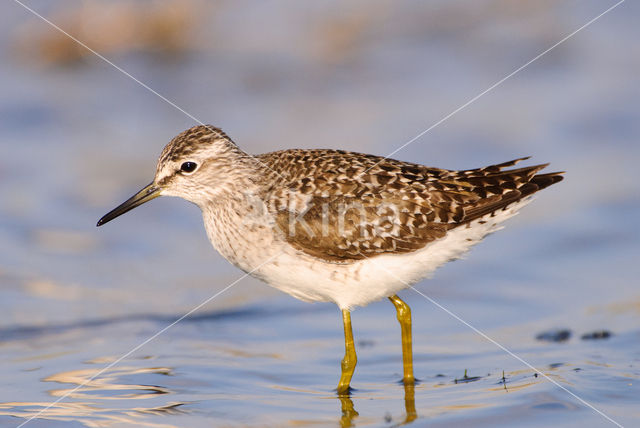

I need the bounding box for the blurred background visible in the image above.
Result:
[0,1,638,427]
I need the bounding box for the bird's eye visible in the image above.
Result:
[180,161,198,173]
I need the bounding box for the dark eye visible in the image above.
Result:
[180,161,197,173]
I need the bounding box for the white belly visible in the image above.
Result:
[245,198,533,310]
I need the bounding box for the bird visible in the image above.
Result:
[97,125,563,394]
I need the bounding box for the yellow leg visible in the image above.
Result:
[337,309,357,395]
[388,295,415,384]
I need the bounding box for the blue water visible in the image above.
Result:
[1,1,638,427]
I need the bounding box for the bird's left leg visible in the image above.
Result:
[388,294,415,384]
[337,309,357,395]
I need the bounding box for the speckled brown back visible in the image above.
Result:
[258,150,563,262]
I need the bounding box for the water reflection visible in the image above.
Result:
[339,395,359,428]
[403,383,417,424]
[339,382,417,427]
[45,366,173,400]
[0,356,566,427]
[0,363,185,427]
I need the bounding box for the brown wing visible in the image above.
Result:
[259,151,563,262]
[273,193,451,262]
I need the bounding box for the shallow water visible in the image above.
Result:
[1,1,639,427]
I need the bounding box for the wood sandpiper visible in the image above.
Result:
[97,125,563,394]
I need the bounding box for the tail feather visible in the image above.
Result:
[459,162,564,224]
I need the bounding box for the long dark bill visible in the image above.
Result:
[96,182,161,227]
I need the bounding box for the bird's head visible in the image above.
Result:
[97,125,247,226]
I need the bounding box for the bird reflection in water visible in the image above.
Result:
[338,382,417,427]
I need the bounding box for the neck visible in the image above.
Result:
[199,176,276,271]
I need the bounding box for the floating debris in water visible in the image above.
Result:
[503,371,509,390]
[454,369,481,384]
[536,329,572,342]
[581,330,612,340]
